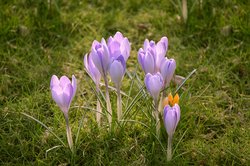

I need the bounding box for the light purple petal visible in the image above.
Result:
[143,39,150,50]
[51,85,64,107]
[160,58,176,86]
[59,76,71,88]
[143,51,155,74]
[50,75,60,89]
[85,53,101,86]
[121,37,130,61]
[173,104,181,127]
[164,106,177,136]
[138,48,145,71]
[109,59,125,87]
[71,75,77,98]
[163,104,181,137]
[113,31,124,42]
[109,40,121,59]
[144,72,163,101]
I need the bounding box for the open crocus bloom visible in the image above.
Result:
[163,93,180,137]
[138,37,168,74]
[144,72,164,101]
[50,75,77,115]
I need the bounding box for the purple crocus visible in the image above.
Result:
[50,75,77,115]
[109,55,126,88]
[84,53,101,88]
[163,104,180,137]
[144,72,164,102]
[108,31,131,62]
[160,58,176,87]
[50,75,77,150]
[91,39,110,78]
[163,94,180,161]
[138,37,168,74]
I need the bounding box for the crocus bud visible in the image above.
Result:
[84,53,101,88]
[91,39,110,77]
[155,37,168,71]
[108,32,131,62]
[138,48,156,74]
[160,58,176,87]
[109,55,126,88]
[50,75,77,115]
[163,93,180,137]
[144,72,164,101]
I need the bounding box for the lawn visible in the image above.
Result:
[1,0,250,165]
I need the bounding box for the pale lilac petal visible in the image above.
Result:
[113,31,124,42]
[138,48,145,71]
[71,75,77,98]
[91,46,104,77]
[51,86,64,108]
[121,37,130,61]
[50,75,59,89]
[109,59,125,87]
[143,39,150,50]
[173,104,181,126]
[59,76,71,88]
[85,54,101,86]
[160,58,176,86]
[109,40,121,59]
[143,52,155,74]
[145,73,163,101]
[164,106,177,136]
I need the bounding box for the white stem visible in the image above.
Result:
[154,99,160,137]
[96,99,102,127]
[167,136,173,161]
[65,114,73,151]
[104,76,112,128]
[117,86,122,122]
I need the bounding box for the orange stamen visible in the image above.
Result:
[163,93,179,107]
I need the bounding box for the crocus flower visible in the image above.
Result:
[144,72,164,102]
[160,58,176,87]
[108,31,131,62]
[91,39,110,78]
[109,55,126,88]
[50,75,77,151]
[84,53,101,88]
[138,37,168,74]
[50,75,77,115]
[84,53,102,126]
[163,93,180,161]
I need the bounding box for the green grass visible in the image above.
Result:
[1,0,250,165]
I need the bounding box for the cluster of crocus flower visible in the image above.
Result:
[138,37,176,136]
[84,32,130,127]
[49,32,181,161]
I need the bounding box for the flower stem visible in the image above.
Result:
[154,98,160,137]
[117,86,122,122]
[64,114,73,152]
[104,76,112,128]
[167,136,172,161]
[96,87,102,127]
